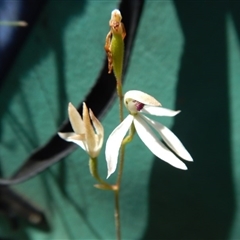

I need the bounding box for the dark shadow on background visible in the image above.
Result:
[0,0,48,87]
[0,186,50,240]
[0,0,145,237]
[0,0,86,237]
[143,2,236,239]
[0,0,87,172]
[229,1,240,43]
[38,0,87,204]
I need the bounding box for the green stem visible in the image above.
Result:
[114,190,121,240]
[116,80,123,122]
[117,124,135,186]
[113,124,135,240]
[89,157,112,190]
[114,77,123,240]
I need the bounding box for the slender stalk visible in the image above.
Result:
[0,21,28,27]
[116,145,125,187]
[113,123,135,240]
[113,74,124,240]
[117,124,135,186]
[116,80,124,122]
[114,190,121,240]
[89,157,112,190]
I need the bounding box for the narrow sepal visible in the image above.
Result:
[68,102,84,134]
[142,115,193,161]
[141,105,180,117]
[58,132,86,151]
[105,115,134,178]
[83,102,96,157]
[134,115,188,170]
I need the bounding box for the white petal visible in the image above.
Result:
[105,115,134,178]
[58,132,86,151]
[68,103,85,134]
[141,105,181,117]
[133,115,188,170]
[89,108,104,149]
[142,115,193,161]
[83,102,96,157]
[90,135,102,158]
[124,90,161,106]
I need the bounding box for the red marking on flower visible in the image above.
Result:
[134,101,144,111]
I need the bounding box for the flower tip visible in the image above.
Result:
[106,167,114,179]
[58,132,65,140]
[124,90,161,107]
[82,102,89,117]
[106,172,112,179]
[89,108,104,137]
[68,102,73,110]
[68,102,78,117]
[179,146,193,162]
[82,102,88,111]
[106,162,118,179]
[177,162,188,170]
[89,108,94,120]
[186,155,193,162]
[111,9,122,20]
[176,110,181,115]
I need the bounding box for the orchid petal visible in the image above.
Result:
[133,115,187,170]
[89,108,104,149]
[68,103,84,134]
[141,105,180,117]
[142,115,193,161]
[105,115,134,178]
[83,102,96,157]
[58,132,86,151]
[124,90,161,106]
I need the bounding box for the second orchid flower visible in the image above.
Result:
[58,102,104,158]
[105,90,193,178]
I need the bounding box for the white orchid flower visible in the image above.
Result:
[105,90,193,178]
[58,102,104,158]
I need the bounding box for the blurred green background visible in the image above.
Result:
[1,0,240,239]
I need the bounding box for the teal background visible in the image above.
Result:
[1,0,240,239]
